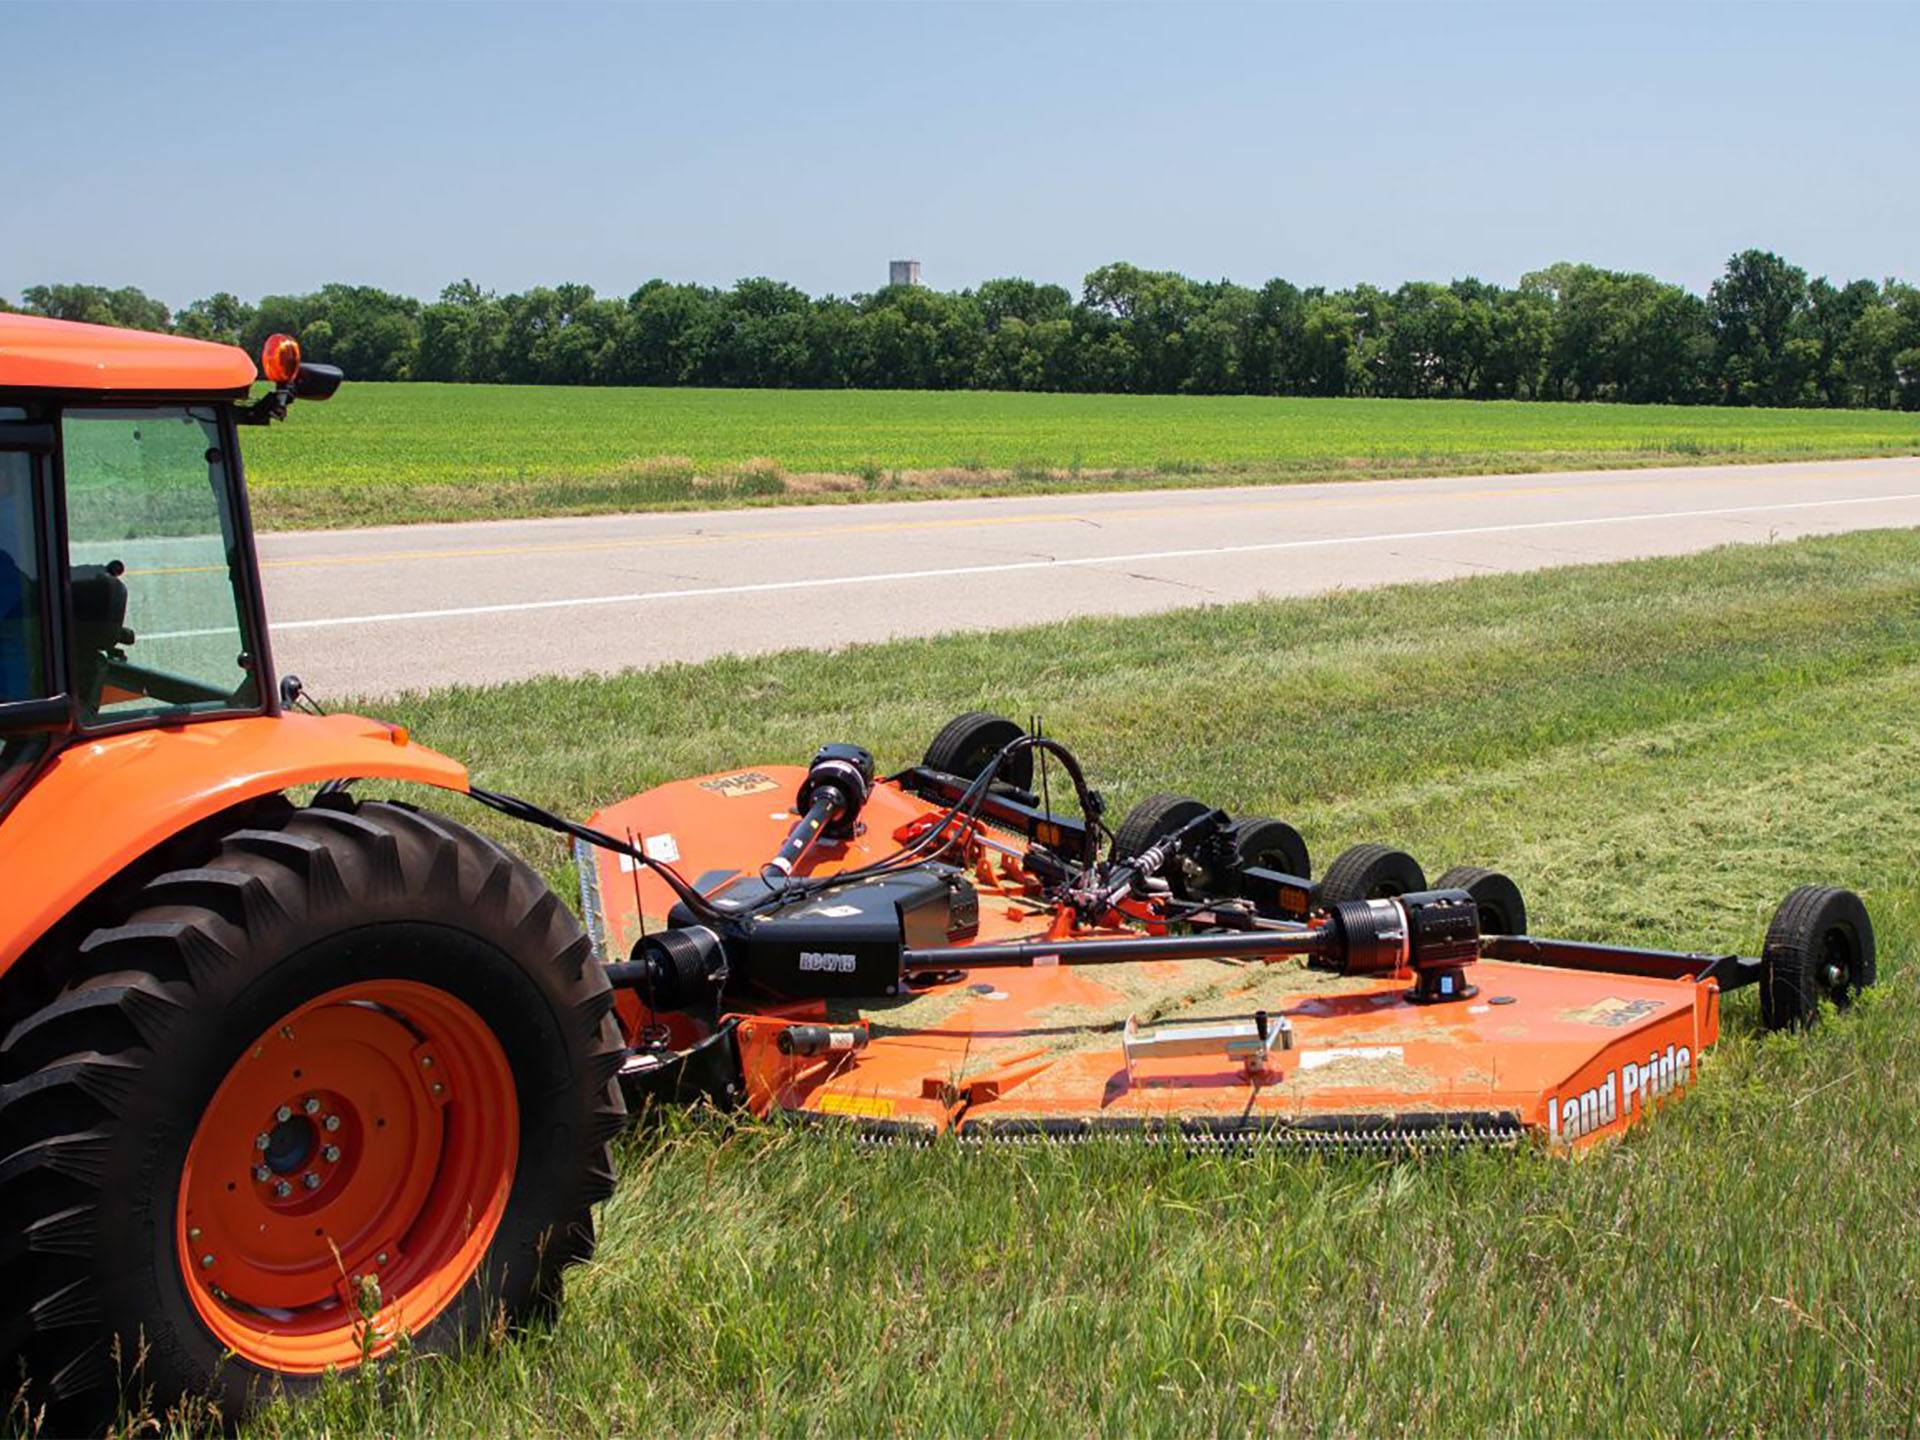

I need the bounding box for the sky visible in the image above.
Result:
[6,0,1916,308]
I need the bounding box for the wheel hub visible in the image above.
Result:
[251,1089,356,1203]
[177,980,518,1374]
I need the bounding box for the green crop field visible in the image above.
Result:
[240,383,1920,529]
[128,526,1916,1437]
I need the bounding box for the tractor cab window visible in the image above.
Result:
[0,420,52,811]
[60,407,261,725]
[0,447,44,705]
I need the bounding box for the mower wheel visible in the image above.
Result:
[1315,843,1427,906]
[1113,793,1213,859]
[924,711,1033,790]
[1227,816,1311,880]
[1433,865,1528,936]
[1760,885,1876,1031]
[0,796,626,1427]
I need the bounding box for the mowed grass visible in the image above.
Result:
[202,528,1920,1436]
[241,383,1920,528]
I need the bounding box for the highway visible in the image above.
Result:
[257,456,1920,696]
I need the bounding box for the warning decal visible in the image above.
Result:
[699,771,780,798]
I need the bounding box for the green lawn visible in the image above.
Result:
[241,383,1920,528]
[205,526,1920,1437]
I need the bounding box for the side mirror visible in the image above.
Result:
[0,694,76,737]
[292,363,343,402]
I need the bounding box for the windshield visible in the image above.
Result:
[60,407,261,725]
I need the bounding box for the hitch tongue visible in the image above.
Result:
[1122,1009,1293,1083]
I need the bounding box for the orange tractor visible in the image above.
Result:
[0,316,1878,1426]
[0,318,623,1425]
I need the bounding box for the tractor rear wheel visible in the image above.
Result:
[0,797,625,1426]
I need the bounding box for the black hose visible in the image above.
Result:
[466,784,729,923]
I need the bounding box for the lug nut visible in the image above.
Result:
[323,1145,341,1163]
[275,1105,293,1123]
[303,1097,321,1115]
[324,1115,341,1132]
[188,1227,202,1241]
[432,1083,444,1096]
[274,1180,292,1198]
[200,1253,214,1269]
[255,1132,271,1151]
[303,1173,321,1191]
[254,1165,272,1182]
[376,1251,389,1265]
[420,1055,434,1069]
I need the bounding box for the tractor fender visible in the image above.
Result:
[0,711,468,977]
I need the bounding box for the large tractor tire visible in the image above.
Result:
[0,797,626,1426]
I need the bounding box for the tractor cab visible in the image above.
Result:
[0,317,337,813]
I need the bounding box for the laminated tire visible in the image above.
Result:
[1432,865,1528,937]
[1315,843,1427,906]
[923,712,1032,790]
[1759,885,1875,1031]
[1227,816,1311,881]
[1113,793,1212,860]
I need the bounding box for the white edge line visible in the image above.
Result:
[145,491,1920,640]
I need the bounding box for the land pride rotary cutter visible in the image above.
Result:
[0,316,1878,1426]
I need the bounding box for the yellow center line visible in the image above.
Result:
[128,469,1805,578]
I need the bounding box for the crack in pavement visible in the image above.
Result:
[1121,569,1217,594]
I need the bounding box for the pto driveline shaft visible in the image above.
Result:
[905,926,1332,970]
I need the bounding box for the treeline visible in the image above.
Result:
[9,251,1919,409]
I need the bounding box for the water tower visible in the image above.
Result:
[889,259,922,288]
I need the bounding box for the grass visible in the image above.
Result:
[240,383,1920,529]
[118,526,1920,1435]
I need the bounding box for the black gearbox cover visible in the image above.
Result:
[670,864,978,998]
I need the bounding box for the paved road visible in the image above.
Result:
[259,457,1920,696]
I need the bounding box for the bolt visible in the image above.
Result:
[274,1180,292,1198]
[303,1097,321,1115]
[420,1055,434,1069]
[1824,963,1847,987]
[275,1105,293,1123]
[376,1251,389,1266]
[188,1227,202,1241]
[324,1115,341,1132]
[303,1173,321,1191]
[323,1145,341,1163]
[431,1083,444,1096]
[254,1164,271,1182]
[255,1132,271,1151]
[279,1026,295,1041]
[200,1253,215,1269]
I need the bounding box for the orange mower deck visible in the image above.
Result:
[582,761,1737,1152]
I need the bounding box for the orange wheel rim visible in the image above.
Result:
[177,980,518,1373]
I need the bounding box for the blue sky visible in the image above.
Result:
[7,1,1915,305]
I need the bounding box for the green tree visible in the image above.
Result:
[21,283,170,331]
[1709,249,1810,405]
[173,292,255,347]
